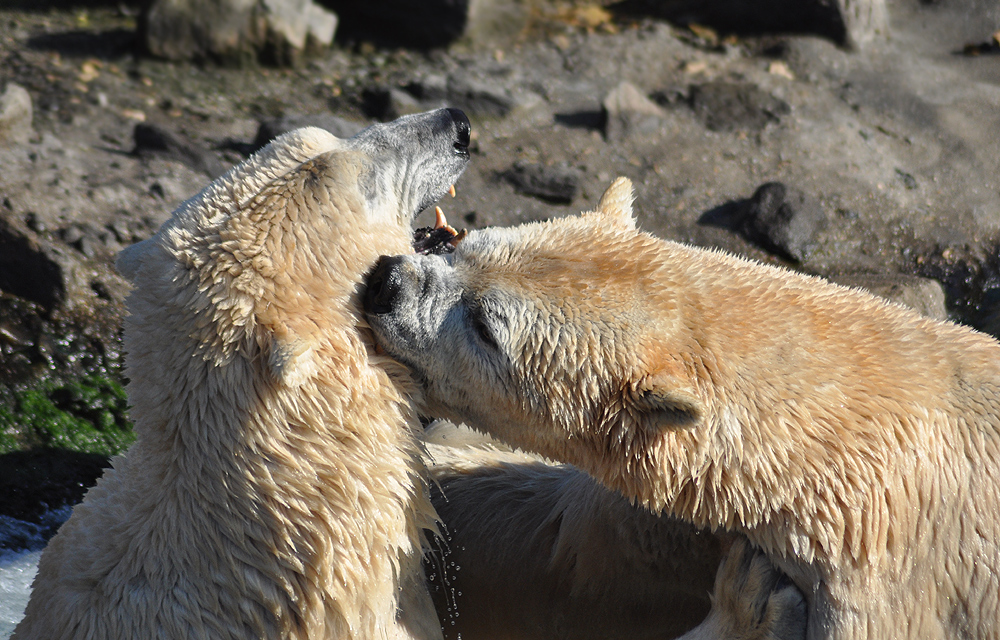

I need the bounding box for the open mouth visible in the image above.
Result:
[412,188,467,255]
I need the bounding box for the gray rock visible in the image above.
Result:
[261,0,337,58]
[503,161,581,204]
[829,273,948,321]
[142,0,337,66]
[143,0,255,63]
[60,223,111,258]
[0,83,33,146]
[602,81,667,141]
[739,183,828,263]
[688,82,790,133]
[394,73,545,121]
[385,89,424,118]
[406,75,449,102]
[463,0,539,47]
[252,114,365,151]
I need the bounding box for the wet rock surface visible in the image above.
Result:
[0,0,999,549]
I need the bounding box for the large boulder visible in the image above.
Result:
[142,0,338,66]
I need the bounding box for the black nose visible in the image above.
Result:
[365,255,407,315]
[447,108,471,155]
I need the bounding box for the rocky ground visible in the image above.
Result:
[0,0,999,546]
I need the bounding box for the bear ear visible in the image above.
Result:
[269,338,318,388]
[116,239,154,283]
[592,177,636,229]
[630,370,704,430]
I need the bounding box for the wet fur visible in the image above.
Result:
[367,177,1000,640]
[15,111,469,640]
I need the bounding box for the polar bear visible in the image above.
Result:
[13,109,471,640]
[364,176,1000,640]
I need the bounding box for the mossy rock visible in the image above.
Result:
[0,375,134,458]
[0,376,133,548]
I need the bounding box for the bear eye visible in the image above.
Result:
[471,309,499,350]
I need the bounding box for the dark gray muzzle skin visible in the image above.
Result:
[347,107,471,222]
[364,253,435,356]
[363,251,463,380]
[360,107,478,382]
[365,255,410,315]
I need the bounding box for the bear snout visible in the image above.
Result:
[365,255,409,315]
[446,108,471,156]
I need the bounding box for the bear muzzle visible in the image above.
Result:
[365,255,410,315]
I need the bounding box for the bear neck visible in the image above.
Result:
[637,254,1000,638]
[121,308,431,639]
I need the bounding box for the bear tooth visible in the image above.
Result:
[448,184,456,198]
[434,206,449,229]
[448,229,468,246]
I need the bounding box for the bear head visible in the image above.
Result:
[362,177,720,511]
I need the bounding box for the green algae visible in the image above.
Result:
[0,375,134,458]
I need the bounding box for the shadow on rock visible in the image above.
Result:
[27,28,136,60]
[554,110,605,131]
[502,161,581,204]
[913,241,1000,340]
[610,0,848,45]
[0,220,66,313]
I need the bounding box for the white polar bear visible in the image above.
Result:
[365,177,1000,640]
[14,109,471,640]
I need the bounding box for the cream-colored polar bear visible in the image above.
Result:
[13,109,471,640]
[365,177,1000,640]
